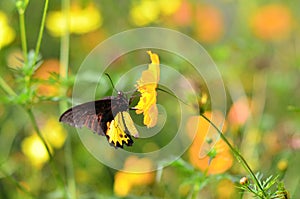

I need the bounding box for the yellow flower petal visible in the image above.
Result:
[134,51,160,128]
[144,104,158,128]
[0,11,15,48]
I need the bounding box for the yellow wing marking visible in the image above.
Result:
[106,111,138,147]
[121,111,139,138]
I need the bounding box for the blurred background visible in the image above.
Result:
[0,0,300,198]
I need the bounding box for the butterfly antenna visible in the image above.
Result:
[104,73,118,92]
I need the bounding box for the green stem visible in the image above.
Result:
[191,184,200,199]
[19,12,28,63]
[0,76,17,97]
[200,114,267,198]
[27,109,53,159]
[60,0,76,198]
[27,108,68,198]
[59,0,69,112]
[33,0,49,65]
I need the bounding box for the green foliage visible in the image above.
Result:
[239,174,289,199]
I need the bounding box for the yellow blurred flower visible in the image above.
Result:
[277,159,288,171]
[114,156,155,197]
[0,11,15,48]
[158,0,181,16]
[21,117,67,168]
[130,0,182,26]
[135,51,160,128]
[187,112,233,175]
[46,3,102,37]
[130,0,160,26]
[42,117,67,149]
[21,134,52,169]
[216,179,236,199]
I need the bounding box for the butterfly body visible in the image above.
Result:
[59,92,138,148]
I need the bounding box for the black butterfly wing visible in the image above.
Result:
[59,93,137,148]
[59,97,114,136]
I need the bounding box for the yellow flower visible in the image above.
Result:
[158,0,182,16]
[42,117,67,149]
[277,159,288,171]
[46,3,102,37]
[216,179,236,199]
[130,0,160,26]
[135,51,160,128]
[21,134,52,169]
[114,156,155,197]
[21,117,67,168]
[0,11,15,48]
[130,0,182,26]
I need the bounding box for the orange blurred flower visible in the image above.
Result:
[228,97,250,127]
[196,4,224,43]
[0,11,15,48]
[135,51,160,128]
[46,3,102,37]
[33,59,61,97]
[172,0,192,26]
[250,4,292,41]
[114,156,155,197]
[187,112,233,175]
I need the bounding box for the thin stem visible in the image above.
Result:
[0,76,17,97]
[200,114,267,198]
[27,108,68,197]
[27,109,52,159]
[59,0,69,112]
[60,0,76,198]
[191,184,200,199]
[33,0,49,65]
[245,185,262,198]
[19,12,28,63]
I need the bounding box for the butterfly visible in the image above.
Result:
[59,51,160,148]
[59,91,139,148]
